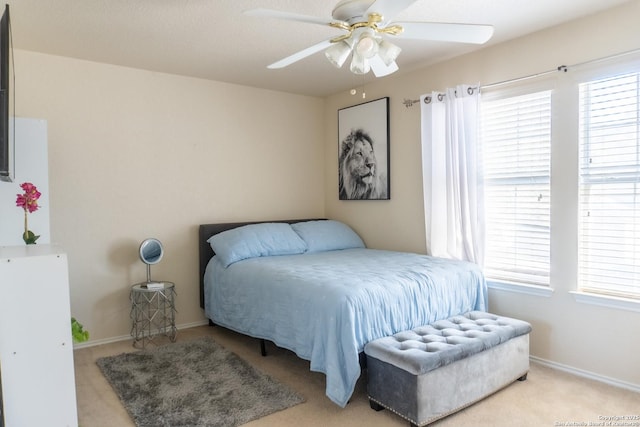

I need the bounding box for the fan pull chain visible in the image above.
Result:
[349,87,366,98]
[349,74,367,98]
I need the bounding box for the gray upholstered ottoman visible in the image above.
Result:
[364,311,531,426]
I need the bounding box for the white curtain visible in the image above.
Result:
[420,84,484,265]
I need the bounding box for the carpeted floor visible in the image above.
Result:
[75,325,640,427]
[96,336,304,427]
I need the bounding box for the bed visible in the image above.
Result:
[198,219,488,408]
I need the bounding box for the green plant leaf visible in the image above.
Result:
[71,317,89,343]
[23,230,40,245]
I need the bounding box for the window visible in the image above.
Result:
[578,71,640,299]
[481,91,552,286]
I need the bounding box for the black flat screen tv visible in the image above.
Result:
[0,4,13,182]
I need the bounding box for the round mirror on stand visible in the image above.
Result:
[139,238,164,283]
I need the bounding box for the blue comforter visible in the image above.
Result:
[204,248,487,407]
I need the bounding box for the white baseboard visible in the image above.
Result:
[530,355,640,394]
[72,320,210,350]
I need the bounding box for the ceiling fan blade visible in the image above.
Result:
[244,8,343,27]
[366,0,419,25]
[267,39,334,69]
[395,22,494,44]
[369,56,399,77]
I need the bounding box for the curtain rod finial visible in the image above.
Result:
[403,98,420,108]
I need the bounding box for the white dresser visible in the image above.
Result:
[0,245,78,427]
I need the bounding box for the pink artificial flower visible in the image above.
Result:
[16,182,41,213]
[15,182,42,244]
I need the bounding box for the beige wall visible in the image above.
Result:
[325,0,640,390]
[12,51,325,342]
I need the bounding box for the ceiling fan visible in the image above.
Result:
[244,0,494,77]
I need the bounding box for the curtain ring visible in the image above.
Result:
[437,93,445,102]
[424,96,432,104]
[467,86,475,95]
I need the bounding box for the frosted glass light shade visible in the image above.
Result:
[350,52,370,74]
[355,34,379,59]
[378,39,401,66]
[324,41,352,68]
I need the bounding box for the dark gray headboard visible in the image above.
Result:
[198,218,324,309]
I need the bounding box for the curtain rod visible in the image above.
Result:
[403,66,566,108]
[402,47,640,108]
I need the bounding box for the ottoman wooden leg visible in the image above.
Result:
[518,373,528,381]
[369,399,385,411]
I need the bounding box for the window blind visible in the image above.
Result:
[481,91,552,286]
[578,71,640,299]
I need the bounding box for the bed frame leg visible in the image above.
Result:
[260,339,267,356]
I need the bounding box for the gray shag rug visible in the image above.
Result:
[97,336,304,427]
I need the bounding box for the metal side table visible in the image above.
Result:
[130,282,177,348]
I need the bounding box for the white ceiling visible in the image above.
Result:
[6,0,633,97]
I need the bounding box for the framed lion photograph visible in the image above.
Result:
[337,97,390,200]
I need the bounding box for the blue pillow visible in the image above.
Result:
[208,223,307,267]
[291,220,365,253]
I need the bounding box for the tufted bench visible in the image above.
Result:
[364,311,531,426]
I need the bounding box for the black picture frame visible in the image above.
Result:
[337,97,390,200]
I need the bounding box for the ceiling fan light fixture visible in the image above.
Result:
[324,41,352,68]
[246,4,495,79]
[349,51,370,75]
[377,39,401,66]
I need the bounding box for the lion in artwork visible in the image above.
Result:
[338,129,388,200]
